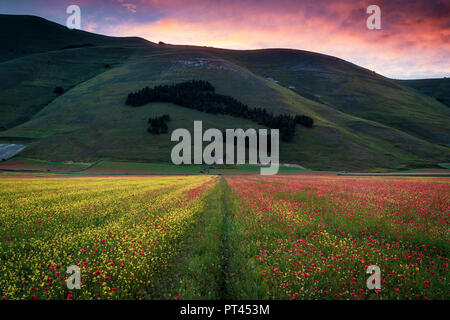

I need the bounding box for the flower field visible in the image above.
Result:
[0,175,217,300]
[0,174,448,300]
[225,176,449,300]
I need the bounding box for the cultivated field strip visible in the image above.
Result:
[225,176,449,300]
[0,176,217,299]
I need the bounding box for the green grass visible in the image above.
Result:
[0,156,91,172]
[76,161,310,175]
[84,160,204,175]
[210,164,310,174]
[0,158,311,176]
[212,49,450,145]
[439,163,450,170]
[161,178,228,299]
[3,46,445,170]
[398,78,450,108]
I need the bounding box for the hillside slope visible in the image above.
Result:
[0,15,150,130]
[0,15,448,170]
[0,15,149,62]
[210,49,450,145]
[0,46,139,130]
[397,78,450,108]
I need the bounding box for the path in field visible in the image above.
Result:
[151,177,234,299]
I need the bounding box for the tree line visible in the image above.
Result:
[148,114,171,134]
[126,80,314,141]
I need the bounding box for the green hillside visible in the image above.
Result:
[0,46,140,130]
[0,15,448,171]
[0,15,150,131]
[210,49,450,145]
[397,78,450,108]
[0,14,149,62]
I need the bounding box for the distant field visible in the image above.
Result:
[83,160,204,175]
[338,166,450,176]
[83,161,310,175]
[398,78,450,108]
[0,158,310,175]
[0,158,202,175]
[210,164,310,174]
[0,157,91,172]
[3,157,448,177]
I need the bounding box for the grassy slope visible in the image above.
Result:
[0,15,448,170]
[0,46,140,130]
[84,161,204,175]
[1,45,448,170]
[0,15,150,131]
[0,156,90,172]
[210,49,450,145]
[397,78,450,108]
[0,158,309,175]
[0,15,149,62]
[83,161,308,175]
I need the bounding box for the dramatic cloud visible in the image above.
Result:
[1,0,448,78]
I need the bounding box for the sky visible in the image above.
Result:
[1,0,449,79]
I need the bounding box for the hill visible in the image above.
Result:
[0,15,448,171]
[0,14,149,62]
[0,15,150,131]
[209,49,450,145]
[397,78,450,108]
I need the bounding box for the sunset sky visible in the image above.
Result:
[1,0,449,79]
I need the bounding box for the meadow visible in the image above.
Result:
[0,175,448,300]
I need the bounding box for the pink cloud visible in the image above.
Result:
[85,21,98,32]
[121,3,137,13]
